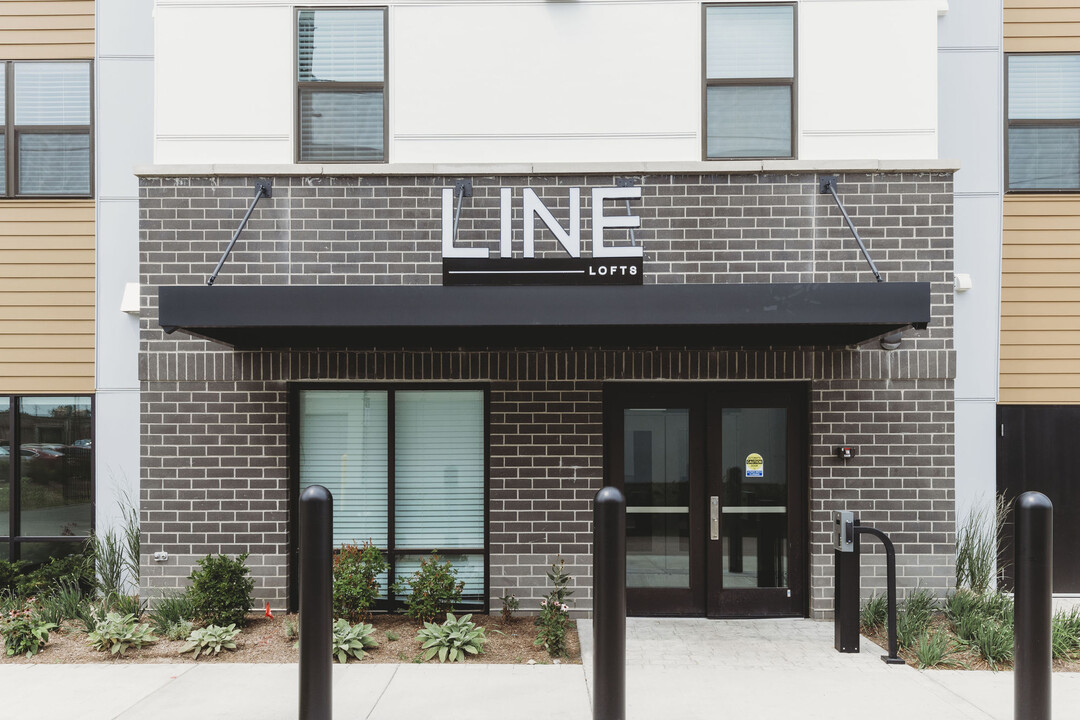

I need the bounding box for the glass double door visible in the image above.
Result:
[607,384,807,617]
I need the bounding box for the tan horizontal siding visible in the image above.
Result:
[0,0,94,59]
[0,201,94,394]
[1001,195,1080,403]
[1005,1,1080,52]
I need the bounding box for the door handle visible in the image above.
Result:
[710,496,719,540]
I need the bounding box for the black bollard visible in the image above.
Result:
[1015,491,1053,720]
[593,486,626,720]
[299,485,333,720]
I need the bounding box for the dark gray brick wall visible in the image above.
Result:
[138,171,955,618]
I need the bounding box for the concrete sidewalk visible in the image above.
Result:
[1,619,1076,720]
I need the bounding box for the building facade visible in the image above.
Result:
[138,0,956,619]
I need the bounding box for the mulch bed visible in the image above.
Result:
[2,612,580,665]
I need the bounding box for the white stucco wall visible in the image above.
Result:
[96,0,153,534]
[153,0,944,165]
[937,0,1002,525]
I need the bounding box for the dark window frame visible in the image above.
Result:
[287,383,490,613]
[1005,52,1080,194]
[0,394,95,563]
[2,60,94,199]
[294,6,389,164]
[701,2,798,161]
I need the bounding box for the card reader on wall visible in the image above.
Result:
[835,446,855,459]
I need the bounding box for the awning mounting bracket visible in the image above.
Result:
[820,176,883,283]
[206,179,273,287]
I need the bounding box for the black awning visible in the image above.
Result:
[157,283,931,350]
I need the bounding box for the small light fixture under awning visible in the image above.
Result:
[157,283,931,351]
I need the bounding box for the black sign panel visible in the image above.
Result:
[443,257,643,286]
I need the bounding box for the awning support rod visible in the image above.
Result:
[616,177,638,246]
[820,176,882,283]
[452,179,472,245]
[206,179,272,286]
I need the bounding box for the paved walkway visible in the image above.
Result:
[2,618,1077,719]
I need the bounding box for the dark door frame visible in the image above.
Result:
[603,381,809,618]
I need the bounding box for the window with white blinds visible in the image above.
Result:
[297,8,386,163]
[1007,55,1080,191]
[298,388,486,606]
[704,4,795,159]
[1,62,92,197]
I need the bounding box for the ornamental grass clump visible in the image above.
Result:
[331,618,379,663]
[180,624,242,659]
[416,612,486,663]
[87,612,157,656]
[860,594,887,633]
[0,600,56,658]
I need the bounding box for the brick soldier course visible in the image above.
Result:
[138,170,955,619]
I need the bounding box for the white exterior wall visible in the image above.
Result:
[937,0,1002,524]
[96,0,154,533]
[154,0,944,165]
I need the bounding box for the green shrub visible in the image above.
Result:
[913,630,954,669]
[393,552,463,623]
[17,551,95,598]
[332,619,379,663]
[52,578,88,622]
[860,594,887,632]
[0,602,56,658]
[332,542,388,623]
[416,612,486,663]
[978,592,1014,625]
[179,623,241,659]
[895,588,937,649]
[148,591,196,635]
[87,612,156,655]
[0,560,26,594]
[36,593,66,626]
[188,553,255,627]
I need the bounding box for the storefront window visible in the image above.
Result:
[299,388,486,606]
[0,396,93,562]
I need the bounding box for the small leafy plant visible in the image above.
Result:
[393,552,464,623]
[180,623,242,659]
[332,618,379,663]
[333,542,388,623]
[0,601,57,658]
[416,612,486,663]
[165,620,195,641]
[87,612,157,655]
[534,557,574,658]
[968,618,1014,669]
[500,593,519,623]
[188,553,255,627]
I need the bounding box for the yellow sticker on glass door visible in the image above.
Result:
[745,453,764,478]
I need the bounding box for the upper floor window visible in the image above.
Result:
[704,3,796,160]
[1007,54,1080,191]
[1,61,93,197]
[297,8,387,163]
